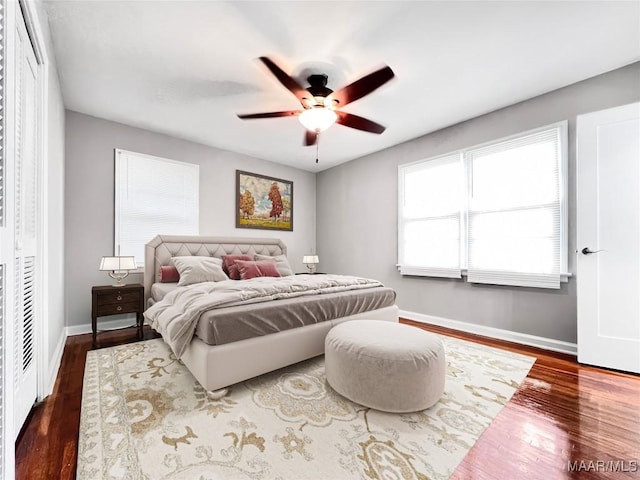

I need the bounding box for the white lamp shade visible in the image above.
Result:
[302,255,319,265]
[299,108,337,132]
[100,256,137,271]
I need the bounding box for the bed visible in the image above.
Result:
[143,235,399,392]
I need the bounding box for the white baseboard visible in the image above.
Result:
[399,309,577,356]
[66,317,140,337]
[44,329,67,397]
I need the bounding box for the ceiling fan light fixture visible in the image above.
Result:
[299,107,337,132]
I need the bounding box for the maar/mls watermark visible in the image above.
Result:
[568,460,638,473]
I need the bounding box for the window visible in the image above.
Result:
[398,153,464,278]
[115,149,199,266]
[398,122,567,289]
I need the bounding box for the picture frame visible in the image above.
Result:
[236,170,293,231]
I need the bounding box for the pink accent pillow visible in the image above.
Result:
[159,266,180,283]
[235,259,281,280]
[221,254,253,280]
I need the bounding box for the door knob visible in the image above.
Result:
[581,247,604,255]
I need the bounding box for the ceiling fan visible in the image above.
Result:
[237,57,395,146]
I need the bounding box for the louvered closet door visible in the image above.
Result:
[13,8,38,437]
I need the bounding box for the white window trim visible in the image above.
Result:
[114,149,199,269]
[395,266,572,283]
[398,120,570,285]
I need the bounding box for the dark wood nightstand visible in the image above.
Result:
[91,284,144,348]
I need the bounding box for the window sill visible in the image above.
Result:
[396,265,572,283]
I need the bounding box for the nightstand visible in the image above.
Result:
[91,284,144,348]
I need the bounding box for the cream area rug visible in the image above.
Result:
[77,335,535,480]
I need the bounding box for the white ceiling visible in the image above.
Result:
[45,1,640,172]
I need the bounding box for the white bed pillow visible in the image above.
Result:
[254,253,293,276]
[171,256,228,286]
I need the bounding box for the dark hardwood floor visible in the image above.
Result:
[401,320,640,480]
[15,326,161,479]
[16,321,640,479]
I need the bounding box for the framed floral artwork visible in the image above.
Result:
[236,170,293,231]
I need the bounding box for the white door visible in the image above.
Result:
[13,7,39,436]
[576,102,640,374]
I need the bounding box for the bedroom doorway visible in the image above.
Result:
[576,102,640,374]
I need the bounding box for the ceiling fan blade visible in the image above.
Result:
[259,57,307,104]
[336,111,386,134]
[304,130,318,146]
[330,65,395,107]
[237,110,301,120]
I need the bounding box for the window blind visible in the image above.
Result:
[398,153,463,278]
[466,127,562,288]
[115,150,199,266]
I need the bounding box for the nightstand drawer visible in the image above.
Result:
[96,291,140,305]
[96,301,140,316]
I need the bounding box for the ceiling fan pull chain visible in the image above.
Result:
[316,132,320,164]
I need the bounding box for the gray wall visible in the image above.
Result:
[65,112,316,327]
[317,62,640,344]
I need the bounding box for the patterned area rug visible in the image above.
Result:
[78,335,535,480]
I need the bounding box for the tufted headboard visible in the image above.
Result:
[144,235,287,304]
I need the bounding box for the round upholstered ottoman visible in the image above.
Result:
[325,320,445,413]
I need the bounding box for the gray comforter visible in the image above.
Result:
[144,274,383,358]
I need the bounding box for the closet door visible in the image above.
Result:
[0,0,7,469]
[12,6,39,436]
[576,102,640,374]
